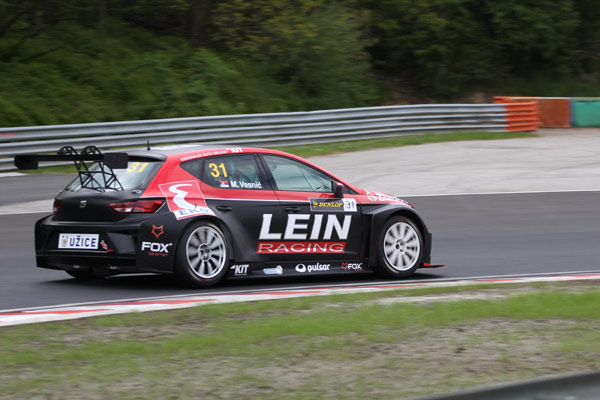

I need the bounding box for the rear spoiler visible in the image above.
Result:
[14,147,128,170]
[14,146,129,191]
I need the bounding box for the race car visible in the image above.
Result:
[14,144,442,287]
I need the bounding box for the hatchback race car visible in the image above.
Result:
[15,144,442,287]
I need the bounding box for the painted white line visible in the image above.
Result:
[1,272,599,327]
[400,189,600,197]
[0,172,25,177]
[0,199,52,215]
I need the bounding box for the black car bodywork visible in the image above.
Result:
[16,145,442,286]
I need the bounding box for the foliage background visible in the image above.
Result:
[1,0,600,127]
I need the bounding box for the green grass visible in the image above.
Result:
[1,283,599,399]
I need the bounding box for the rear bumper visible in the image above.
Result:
[34,215,171,275]
[37,252,138,273]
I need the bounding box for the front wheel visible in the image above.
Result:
[174,221,229,287]
[375,217,423,278]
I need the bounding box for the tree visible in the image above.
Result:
[361,0,498,97]
[484,0,579,75]
[212,0,380,108]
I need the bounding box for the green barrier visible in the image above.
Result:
[571,98,600,127]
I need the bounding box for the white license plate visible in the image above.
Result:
[58,233,99,250]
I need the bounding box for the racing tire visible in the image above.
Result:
[174,221,230,287]
[66,269,114,280]
[375,217,424,279]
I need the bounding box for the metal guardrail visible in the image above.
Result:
[0,103,538,170]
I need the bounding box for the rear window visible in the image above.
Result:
[65,160,162,191]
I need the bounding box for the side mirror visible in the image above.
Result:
[332,181,344,198]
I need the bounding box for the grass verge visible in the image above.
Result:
[1,281,598,399]
[20,131,534,174]
[273,131,535,158]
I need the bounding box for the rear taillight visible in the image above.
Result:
[109,199,164,214]
[53,200,63,214]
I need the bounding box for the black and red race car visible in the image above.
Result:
[15,144,442,287]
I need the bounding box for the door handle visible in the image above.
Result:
[216,205,233,212]
[283,206,301,213]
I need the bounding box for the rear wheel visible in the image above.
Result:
[174,221,229,287]
[375,217,423,278]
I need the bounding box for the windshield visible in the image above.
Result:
[65,160,162,191]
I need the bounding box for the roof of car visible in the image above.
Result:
[126,144,237,156]
[126,144,281,160]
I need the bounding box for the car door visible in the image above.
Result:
[258,154,363,263]
[182,153,284,264]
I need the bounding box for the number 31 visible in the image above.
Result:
[208,162,228,178]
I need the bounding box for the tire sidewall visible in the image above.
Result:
[375,217,423,278]
[174,220,230,287]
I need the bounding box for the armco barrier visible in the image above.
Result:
[0,103,539,171]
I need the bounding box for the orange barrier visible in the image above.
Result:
[494,100,540,131]
[494,96,570,128]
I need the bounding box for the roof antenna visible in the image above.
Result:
[146,140,151,151]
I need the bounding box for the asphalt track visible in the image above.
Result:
[1,175,599,310]
[2,129,599,310]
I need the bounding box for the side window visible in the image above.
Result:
[180,159,203,179]
[263,155,332,192]
[201,155,265,190]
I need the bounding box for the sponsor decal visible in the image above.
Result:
[310,199,342,212]
[141,241,172,257]
[100,240,115,253]
[231,264,249,276]
[310,198,357,212]
[343,199,357,212]
[158,180,215,220]
[230,181,262,189]
[259,214,351,240]
[258,242,345,254]
[79,200,87,209]
[258,213,351,254]
[151,225,164,239]
[341,262,363,271]
[263,265,283,275]
[295,263,330,273]
[365,190,409,205]
[179,147,244,162]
